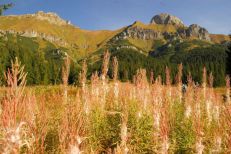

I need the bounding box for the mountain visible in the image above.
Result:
[0,11,123,58]
[0,12,230,86]
[0,12,230,56]
[150,13,184,26]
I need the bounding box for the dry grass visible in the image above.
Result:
[0,53,231,153]
[0,15,122,55]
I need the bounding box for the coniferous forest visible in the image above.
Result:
[0,34,230,86]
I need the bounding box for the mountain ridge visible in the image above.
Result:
[0,11,230,58]
[0,12,229,86]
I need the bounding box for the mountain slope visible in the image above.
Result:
[0,11,123,58]
[0,12,230,58]
[0,12,230,86]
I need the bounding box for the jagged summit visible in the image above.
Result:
[35,11,60,18]
[187,24,210,40]
[33,11,72,26]
[6,11,72,26]
[150,13,184,26]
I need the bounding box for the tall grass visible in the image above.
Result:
[0,52,231,153]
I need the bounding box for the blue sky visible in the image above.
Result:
[1,0,231,34]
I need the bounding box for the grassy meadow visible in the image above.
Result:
[0,52,231,154]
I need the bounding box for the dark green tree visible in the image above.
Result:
[0,3,13,15]
[227,44,231,76]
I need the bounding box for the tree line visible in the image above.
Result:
[0,34,230,86]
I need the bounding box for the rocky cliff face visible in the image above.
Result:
[0,29,68,46]
[33,11,72,26]
[7,11,72,26]
[186,24,210,40]
[177,24,210,41]
[150,13,184,26]
[0,11,74,46]
[114,14,211,42]
[115,26,163,40]
[114,26,210,42]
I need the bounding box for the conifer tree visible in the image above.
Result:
[0,3,13,16]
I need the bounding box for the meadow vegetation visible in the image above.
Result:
[0,51,231,154]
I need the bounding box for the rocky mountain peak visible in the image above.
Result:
[33,11,71,26]
[113,20,211,42]
[186,24,210,41]
[35,11,59,18]
[150,13,184,26]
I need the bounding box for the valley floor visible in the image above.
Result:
[0,81,231,153]
[0,54,231,154]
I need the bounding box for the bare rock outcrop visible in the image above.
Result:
[115,26,163,40]
[186,24,210,41]
[0,29,68,46]
[6,11,72,26]
[150,13,184,26]
[113,25,182,43]
[33,11,71,26]
[113,14,211,42]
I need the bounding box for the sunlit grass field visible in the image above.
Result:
[0,53,231,154]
